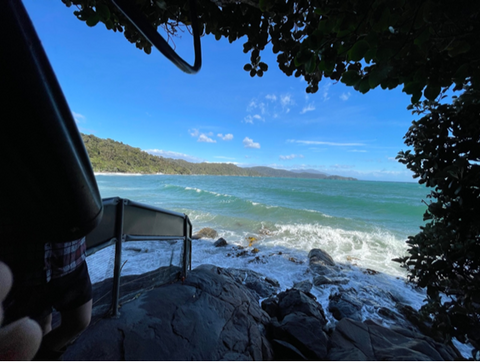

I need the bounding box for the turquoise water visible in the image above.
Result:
[95,174,427,277]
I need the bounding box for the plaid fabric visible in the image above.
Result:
[0,237,86,284]
[45,238,86,281]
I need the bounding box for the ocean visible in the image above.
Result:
[87,174,471,357]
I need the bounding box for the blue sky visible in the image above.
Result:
[24,0,418,182]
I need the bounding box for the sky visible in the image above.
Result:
[24,0,419,182]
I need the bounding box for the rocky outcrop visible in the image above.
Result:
[328,318,459,361]
[63,265,273,361]
[62,260,463,361]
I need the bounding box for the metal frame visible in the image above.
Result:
[86,197,192,317]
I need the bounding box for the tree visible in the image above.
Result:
[63,0,480,343]
[396,87,480,344]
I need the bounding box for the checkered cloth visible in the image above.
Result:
[0,237,86,284]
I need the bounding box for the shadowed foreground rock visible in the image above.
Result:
[63,260,462,361]
[64,265,273,360]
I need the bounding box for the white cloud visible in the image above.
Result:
[244,115,254,124]
[288,139,365,146]
[72,111,85,123]
[330,164,355,169]
[243,137,260,149]
[300,103,315,114]
[279,154,304,160]
[145,149,204,163]
[214,156,236,160]
[207,131,214,136]
[340,92,351,101]
[266,94,277,101]
[189,128,199,137]
[198,134,216,143]
[280,94,294,107]
[217,133,234,141]
[349,149,367,153]
[322,83,331,102]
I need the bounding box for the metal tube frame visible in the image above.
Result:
[111,198,125,317]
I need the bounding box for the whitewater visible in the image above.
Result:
[86,174,472,357]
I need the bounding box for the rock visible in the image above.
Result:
[276,289,326,324]
[192,227,218,239]
[268,289,329,360]
[328,292,363,321]
[213,237,227,247]
[308,248,335,267]
[246,236,257,246]
[313,275,349,286]
[270,312,329,360]
[63,265,273,361]
[328,318,461,361]
[226,268,279,299]
[292,280,313,293]
[262,296,279,319]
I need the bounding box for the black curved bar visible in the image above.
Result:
[112,0,202,74]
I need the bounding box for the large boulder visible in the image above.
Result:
[192,227,218,239]
[308,248,335,267]
[226,268,280,299]
[328,291,363,321]
[264,289,329,360]
[328,318,461,361]
[63,265,273,360]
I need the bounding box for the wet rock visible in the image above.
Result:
[308,248,335,267]
[268,289,328,360]
[328,318,461,361]
[313,275,349,286]
[262,296,279,319]
[64,265,273,361]
[328,292,363,321]
[213,237,227,247]
[192,227,218,239]
[292,280,313,294]
[277,289,326,323]
[226,268,279,299]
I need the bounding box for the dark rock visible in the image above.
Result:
[329,292,363,321]
[63,264,273,361]
[328,318,461,361]
[262,296,279,319]
[308,248,335,267]
[192,227,218,239]
[270,312,328,360]
[226,268,279,299]
[313,275,349,286]
[277,289,326,324]
[292,280,313,293]
[213,237,227,247]
[271,339,308,360]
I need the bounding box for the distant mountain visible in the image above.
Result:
[289,169,328,176]
[81,134,261,176]
[81,134,356,180]
[242,166,356,181]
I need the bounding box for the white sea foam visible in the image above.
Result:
[94,172,144,176]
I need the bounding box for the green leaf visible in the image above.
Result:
[403,81,422,95]
[355,77,371,93]
[97,4,111,21]
[86,12,101,27]
[341,70,361,86]
[305,55,316,73]
[348,40,370,62]
[243,64,252,71]
[424,84,441,101]
[448,41,471,57]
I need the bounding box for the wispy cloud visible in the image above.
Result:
[145,149,204,163]
[198,134,216,143]
[322,83,331,102]
[279,154,304,160]
[349,149,367,153]
[280,94,294,113]
[214,156,236,160]
[300,103,315,114]
[244,115,254,124]
[330,164,355,169]
[189,128,199,137]
[243,137,261,149]
[340,92,351,101]
[72,111,85,123]
[217,133,234,141]
[287,139,365,146]
[265,94,277,101]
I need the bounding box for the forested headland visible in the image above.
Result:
[81,133,356,180]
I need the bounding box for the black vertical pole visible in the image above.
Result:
[112,198,124,317]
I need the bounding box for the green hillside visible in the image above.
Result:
[81,134,261,176]
[81,134,356,180]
